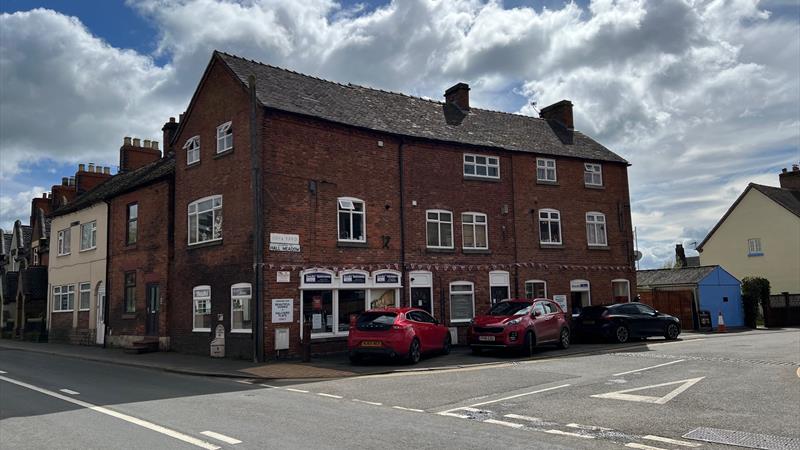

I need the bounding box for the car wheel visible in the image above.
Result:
[557,327,570,349]
[665,323,680,340]
[522,330,536,356]
[614,324,630,344]
[407,338,421,364]
[441,333,452,355]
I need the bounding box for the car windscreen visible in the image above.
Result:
[356,312,397,331]
[488,302,532,316]
[579,306,608,317]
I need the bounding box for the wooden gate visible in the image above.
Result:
[638,289,695,330]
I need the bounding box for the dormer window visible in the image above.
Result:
[184,136,200,165]
[216,121,233,153]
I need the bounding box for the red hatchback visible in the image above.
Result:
[467,299,570,355]
[348,308,451,364]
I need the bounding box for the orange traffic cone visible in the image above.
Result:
[717,311,727,333]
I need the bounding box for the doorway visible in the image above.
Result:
[95,283,105,345]
[570,279,591,316]
[146,284,160,336]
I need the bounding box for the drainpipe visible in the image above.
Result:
[398,139,406,305]
[103,200,111,347]
[249,75,265,363]
[510,153,519,298]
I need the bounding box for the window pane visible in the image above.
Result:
[598,223,606,244]
[476,165,487,176]
[475,224,487,247]
[450,293,474,320]
[370,289,396,309]
[462,214,473,224]
[464,164,475,175]
[232,297,251,330]
[537,167,546,179]
[463,224,474,247]
[427,222,439,246]
[338,290,366,332]
[588,224,597,244]
[551,222,561,242]
[488,166,498,177]
[198,211,213,241]
[441,223,453,247]
[189,214,198,243]
[440,212,451,222]
[303,290,333,333]
[476,156,486,165]
[540,221,550,242]
[352,212,364,241]
[339,212,351,240]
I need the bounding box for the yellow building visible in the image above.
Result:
[697,166,800,295]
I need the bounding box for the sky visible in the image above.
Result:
[0,0,798,269]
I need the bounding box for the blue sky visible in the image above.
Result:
[1,0,798,268]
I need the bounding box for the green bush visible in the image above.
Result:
[741,277,770,328]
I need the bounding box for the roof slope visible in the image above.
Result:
[51,155,175,217]
[216,52,627,164]
[637,266,718,287]
[697,183,800,250]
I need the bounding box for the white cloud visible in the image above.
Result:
[1,0,798,269]
[0,185,46,230]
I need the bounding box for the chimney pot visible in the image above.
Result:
[42,193,47,199]
[783,168,788,174]
[79,163,86,172]
[143,139,151,148]
[61,177,68,186]
[88,163,95,172]
[152,140,159,150]
[68,176,75,186]
[132,138,141,147]
[104,166,110,174]
[124,137,132,146]
[169,117,176,123]
[444,82,470,111]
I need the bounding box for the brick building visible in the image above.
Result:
[168,51,636,360]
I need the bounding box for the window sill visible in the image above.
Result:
[57,253,70,257]
[125,243,138,250]
[539,243,564,249]
[536,180,559,186]
[79,247,96,253]
[230,329,252,334]
[450,320,472,326]
[192,328,211,333]
[52,310,73,313]
[463,175,500,183]
[308,335,348,342]
[426,247,455,253]
[588,245,610,251]
[188,239,223,250]
[214,148,234,159]
[78,308,91,312]
[585,184,605,190]
[121,314,136,319]
[186,161,201,168]
[462,248,491,254]
[337,241,368,248]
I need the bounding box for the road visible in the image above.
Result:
[1,329,798,449]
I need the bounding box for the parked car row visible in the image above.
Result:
[347,300,681,365]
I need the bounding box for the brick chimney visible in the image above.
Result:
[119,136,162,172]
[779,164,800,190]
[444,83,470,112]
[75,162,112,194]
[539,100,574,130]
[162,117,179,152]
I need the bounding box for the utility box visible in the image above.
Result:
[210,324,225,358]
[275,328,290,350]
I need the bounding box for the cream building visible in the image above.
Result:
[697,166,800,295]
[48,201,108,345]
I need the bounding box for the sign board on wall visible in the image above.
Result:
[277,271,291,283]
[553,295,568,313]
[269,233,300,252]
[570,280,590,291]
[272,299,294,323]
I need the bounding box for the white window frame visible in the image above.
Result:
[536,158,557,182]
[32,250,39,266]
[80,221,97,251]
[79,282,91,311]
[409,271,434,316]
[216,121,233,154]
[188,195,223,245]
[337,197,366,243]
[57,228,71,256]
[461,212,488,250]
[231,282,252,333]
[611,279,631,302]
[524,280,548,299]
[184,135,200,165]
[586,212,607,246]
[747,238,763,256]
[539,208,562,245]
[52,284,75,312]
[449,281,475,323]
[584,163,603,186]
[463,153,500,179]
[193,285,211,332]
[426,209,454,249]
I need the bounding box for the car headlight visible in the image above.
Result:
[507,317,523,325]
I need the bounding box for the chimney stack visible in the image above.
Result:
[539,100,574,130]
[779,163,800,190]
[444,83,470,112]
[675,244,687,268]
[119,136,162,173]
[162,117,179,152]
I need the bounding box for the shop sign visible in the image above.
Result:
[376,273,399,284]
[304,273,332,284]
[553,294,568,312]
[272,298,293,323]
[269,233,300,252]
[276,271,291,283]
[570,280,590,291]
[342,273,367,284]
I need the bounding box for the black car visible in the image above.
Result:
[573,302,681,343]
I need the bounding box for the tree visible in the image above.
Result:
[741,277,770,328]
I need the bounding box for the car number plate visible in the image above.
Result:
[478,336,495,342]
[360,340,382,347]
[583,320,595,325]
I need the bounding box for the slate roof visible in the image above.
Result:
[637,266,717,288]
[215,52,627,164]
[20,225,32,248]
[51,155,175,217]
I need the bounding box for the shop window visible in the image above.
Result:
[586,212,607,246]
[124,271,136,313]
[612,279,630,303]
[216,121,233,153]
[370,289,396,309]
[426,210,453,249]
[79,282,91,311]
[303,290,334,334]
[193,286,211,331]
[525,280,547,299]
[188,195,223,245]
[231,283,252,332]
[584,163,603,186]
[338,290,366,332]
[536,158,557,182]
[463,153,499,179]
[450,282,475,323]
[80,221,96,251]
[462,212,488,250]
[539,209,562,244]
[184,136,200,165]
[337,197,365,242]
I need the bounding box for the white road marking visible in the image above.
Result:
[469,384,571,407]
[0,375,220,450]
[613,359,685,377]
[437,407,484,418]
[317,393,343,399]
[649,338,706,347]
[352,399,382,406]
[0,370,6,374]
[545,429,595,439]
[591,377,705,404]
[59,389,80,395]
[200,431,242,445]
[643,435,702,447]
[625,443,668,450]
[484,419,525,429]
[392,406,424,412]
[235,380,253,385]
[504,414,543,422]
[259,384,278,389]
[566,423,613,432]
[285,388,309,393]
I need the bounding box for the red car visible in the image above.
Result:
[348,308,451,364]
[467,299,570,355]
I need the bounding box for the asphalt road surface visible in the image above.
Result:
[1,329,798,450]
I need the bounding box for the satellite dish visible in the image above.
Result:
[634,250,643,261]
